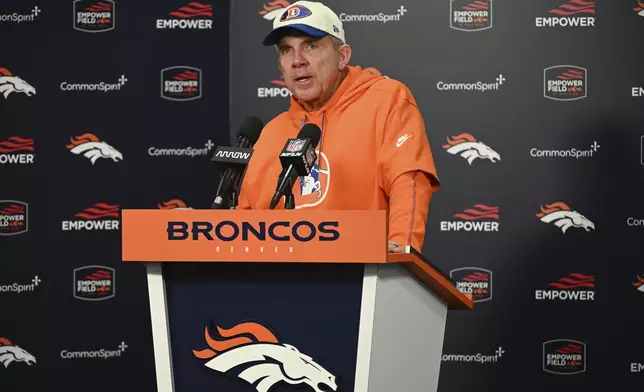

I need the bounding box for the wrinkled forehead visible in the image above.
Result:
[276,29,327,47]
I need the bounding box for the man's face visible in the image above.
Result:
[277,35,341,104]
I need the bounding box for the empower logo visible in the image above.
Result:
[0,137,35,165]
[544,65,587,101]
[450,0,492,31]
[535,0,595,27]
[537,201,594,233]
[450,267,493,302]
[258,77,291,98]
[0,68,36,99]
[66,133,123,164]
[535,273,595,301]
[193,321,337,392]
[440,204,500,232]
[156,2,213,29]
[0,338,36,368]
[543,339,586,375]
[158,199,192,209]
[0,201,28,236]
[161,66,202,101]
[62,203,120,231]
[73,266,115,301]
[443,133,500,164]
[74,0,115,32]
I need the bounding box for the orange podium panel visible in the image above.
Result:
[121,209,388,263]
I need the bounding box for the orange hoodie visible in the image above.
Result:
[237,65,440,251]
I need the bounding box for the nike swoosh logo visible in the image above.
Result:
[396,134,411,147]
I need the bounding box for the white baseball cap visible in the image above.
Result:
[262,1,346,46]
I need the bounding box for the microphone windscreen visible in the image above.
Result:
[297,123,322,148]
[235,116,264,143]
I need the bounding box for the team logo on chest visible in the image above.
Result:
[296,151,330,209]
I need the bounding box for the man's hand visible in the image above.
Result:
[388,241,406,253]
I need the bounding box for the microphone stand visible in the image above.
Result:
[283,178,295,210]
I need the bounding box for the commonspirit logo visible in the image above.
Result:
[530,141,600,159]
[339,5,407,23]
[61,341,128,360]
[148,140,214,158]
[442,346,505,364]
[60,74,127,92]
[437,74,506,92]
[0,6,41,24]
[0,275,41,294]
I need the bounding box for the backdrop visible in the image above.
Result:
[3,0,644,391]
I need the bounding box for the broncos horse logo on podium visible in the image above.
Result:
[193,321,337,392]
[0,338,36,368]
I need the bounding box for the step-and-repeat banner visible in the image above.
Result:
[230,0,644,390]
[2,0,230,390]
[3,0,644,390]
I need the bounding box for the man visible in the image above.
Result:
[237,1,440,253]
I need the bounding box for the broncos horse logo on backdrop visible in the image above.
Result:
[296,151,330,209]
[66,133,123,164]
[0,68,36,99]
[537,201,595,234]
[443,133,500,165]
[259,0,291,20]
[193,321,337,392]
[0,338,36,368]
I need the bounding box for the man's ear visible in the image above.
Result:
[338,44,352,70]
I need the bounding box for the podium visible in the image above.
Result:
[122,209,473,392]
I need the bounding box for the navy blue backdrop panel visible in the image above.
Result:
[2,0,230,390]
[164,262,364,392]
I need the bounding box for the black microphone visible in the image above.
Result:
[269,123,322,210]
[211,116,264,209]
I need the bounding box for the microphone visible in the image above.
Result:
[211,116,264,209]
[269,123,322,210]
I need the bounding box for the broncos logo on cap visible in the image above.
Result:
[296,151,330,209]
[280,4,312,21]
[0,338,36,368]
[193,321,337,392]
[259,0,291,20]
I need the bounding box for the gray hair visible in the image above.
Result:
[275,34,345,53]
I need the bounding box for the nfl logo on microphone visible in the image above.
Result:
[287,139,306,152]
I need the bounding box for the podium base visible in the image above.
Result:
[147,262,446,392]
